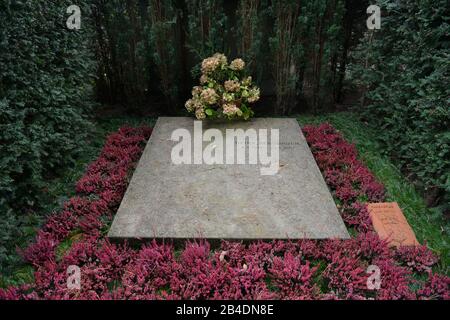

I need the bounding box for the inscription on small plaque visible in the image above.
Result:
[368,202,419,247]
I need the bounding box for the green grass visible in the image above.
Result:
[94,114,157,133]
[297,112,449,273]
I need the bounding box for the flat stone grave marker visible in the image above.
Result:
[368,202,419,247]
[108,117,349,241]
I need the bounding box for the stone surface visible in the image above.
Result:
[368,202,419,247]
[108,117,349,240]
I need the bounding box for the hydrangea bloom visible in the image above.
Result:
[186,53,260,120]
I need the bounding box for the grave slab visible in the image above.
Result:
[108,117,349,240]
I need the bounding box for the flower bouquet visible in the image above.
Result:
[185,53,260,120]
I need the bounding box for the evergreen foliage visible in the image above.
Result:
[0,0,96,275]
[352,0,450,210]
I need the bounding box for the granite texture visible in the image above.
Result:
[108,117,349,240]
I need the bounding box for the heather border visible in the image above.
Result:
[0,124,448,300]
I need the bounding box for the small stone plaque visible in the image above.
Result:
[108,117,349,241]
[368,202,419,247]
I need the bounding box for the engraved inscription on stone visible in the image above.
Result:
[368,202,419,247]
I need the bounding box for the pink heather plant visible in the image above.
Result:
[269,252,319,300]
[417,273,450,300]
[395,245,439,273]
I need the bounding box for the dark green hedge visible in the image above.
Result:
[0,0,96,273]
[354,0,450,210]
